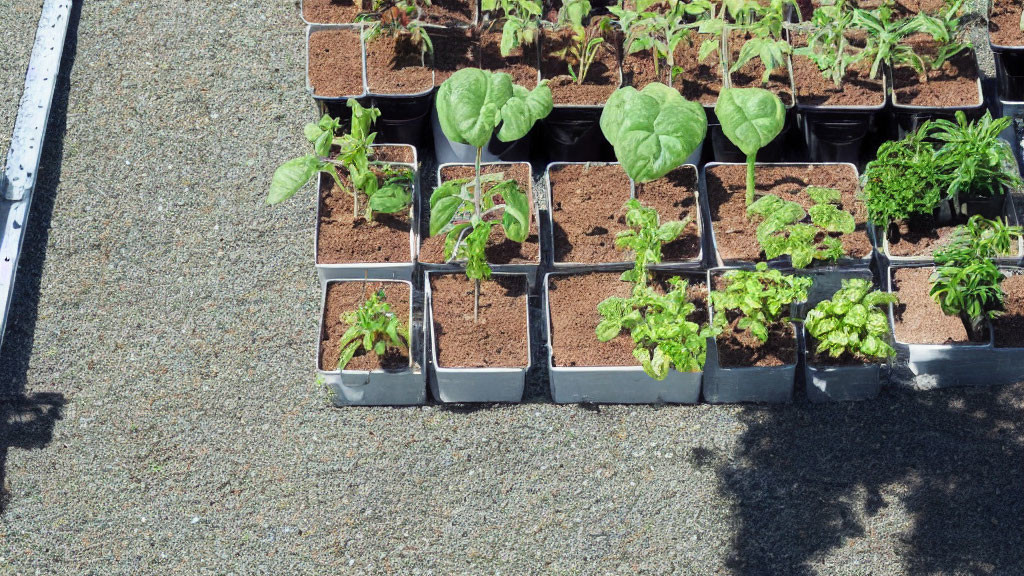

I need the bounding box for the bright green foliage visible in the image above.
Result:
[483,0,543,56]
[714,88,786,206]
[747,186,854,268]
[608,0,708,83]
[796,0,866,87]
[596,277,716,379]
[853,2,925,80]
[336,289,409,371]
[930,111,1022,206]
[359,0,434,60]
[599,83,707,182]
[709,263,811,343]
[929,260,1006,339]
[862,125,944,227]
[936,215,1024,264]
[915,0,970,71]
[805,278,897,362]
[728,0,800,84]
[556,0,611,84]
[435,68,552,148]
[613,199,690,284]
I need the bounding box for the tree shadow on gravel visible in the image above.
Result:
[0,0,81,514]
[708,383,1024,575]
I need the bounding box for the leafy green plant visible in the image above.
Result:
[613,199,691,284]
[747,186,855,268]
[336,289,409,371]
[710,263,811,342]
[714,87,786,206]
[556,0,612,84]
[805,278,897,362]
[729,0,800,84]
[432,68,552,319]
[599,83,707,183]
[930,111,1022,207]
[935,215,1024,264]
[268,102,414,221]
[853,2,924,80]
[795,0,866,87]
[861,124,943,227]
[609,0,709,83]
[483,0,543,56]
[915,0,970,71]
[358,0,435,63]
[929,260,1006,341]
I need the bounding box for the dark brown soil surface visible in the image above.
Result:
[548,272,708,367]
[365,34,434,95]
[995,273,1024,348]
[480,28,539,88]
[420,163,540,264]
[320,281,412,371]
[791,32,885,107]
[318,163,413,264]
[549,164,631,264]
[803,0,943,19]
[370,145,415,164]
[892,43,980,108]
[430,274,529,368]
[885,213,960,257]
[728,30,793,106]
[704,164,871,263]
[891,267,973,345]
[622,34,721,106]
[308,29,365,97]
[635,166,702,261]
[303,0,367,23]
[432,28,479,85]
[991,0,1024,46]
[715,317,796,368]
[540,22,620,105]
[421,0,479,25]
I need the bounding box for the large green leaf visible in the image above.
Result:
[268,155,320,204]
[496,82,553,142]
[714,87,786,158]
[599,83,707,183]
[493,180,531,242]
[435,68,514,148]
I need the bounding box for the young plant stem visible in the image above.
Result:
[473,146,483,323]
[745,153,756,205]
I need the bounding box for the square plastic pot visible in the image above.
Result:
[316,279,426,406]
[700,162,874,269]
[890,55,986,137]
[425,270,531,403]
[545,162,705,271]
[306,24,368,102]
[991,39,1024,109]
[315,146,419,283]
[542,272,703,404]
[802,326,883,403]
[795,77,888,166]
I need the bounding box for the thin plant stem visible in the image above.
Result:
[473,146,483,322]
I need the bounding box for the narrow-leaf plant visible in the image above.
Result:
[336,289,410,371]
[714,87,786,206]
[432,68,553,320]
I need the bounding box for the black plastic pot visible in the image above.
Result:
[540,107,614,163]
[991,41,1024,103]
[368,93,434,147]
[961,192,1008,220]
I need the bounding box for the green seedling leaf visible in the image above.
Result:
[497,82,554,142]
[268,155,320,204]
[715,88,786,205]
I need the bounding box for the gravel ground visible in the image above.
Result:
[0,0,43,165]
[2,0,1024,574]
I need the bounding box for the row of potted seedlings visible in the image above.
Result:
[305,0,985,165]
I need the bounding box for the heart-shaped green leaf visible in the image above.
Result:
[436,68,513,149]
[496,82,553,142]
[268,155,320,204]
[714,87,786,158]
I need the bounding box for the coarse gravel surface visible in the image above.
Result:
[2,0,1024,574]
[0,0,43,165]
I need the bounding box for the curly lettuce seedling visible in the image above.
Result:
[710,263,811,342]
[336,289,409,371]
[805,278,896,362]
[747,186,854,268]
[714,87,786,206]
[614,199,691,284]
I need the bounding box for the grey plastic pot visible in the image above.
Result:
[700,162,873,269]
[802,326,883,403]
[306,24,368,101]
[316,279,426,406]
[425,270,531,403]
[546,162,705,270]
[542,272,703,404]
[315,146,419,283]
[886,265,996,389]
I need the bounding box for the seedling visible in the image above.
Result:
[853,2,925,81]
[599,82,707,183]
[930,111,1021,209]
[710,263,811,343]
[268,102,414,222]
[432,68,553,320]
[862,124,943,227]
[359,0,435,64]
[483,0,543,56]
[805,278,897,361]
[595,199,715,379]
[747,186,855,268]
[714,87,786,206]
[795,0,867,87]
[336,289,409,371]
[609,0,709,84]
[929,260,1006,341]
[916,0,970,71]
[728,0,800,84]
[936,215,1024,263]
[556,0,611,84]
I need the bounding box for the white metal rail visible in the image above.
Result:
[0,0,73,351]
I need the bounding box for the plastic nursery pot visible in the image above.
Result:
[796,72,887,166]
[368,94,435,147]
[306,25,368,102]
[315,144,419,283]
[540,107,615,163]
[425,270,531,403]
[422,162,543,288]
[430,106,533,165]
[791,267,875,320]
[702,272,800,403]
[890,58,986,138]
[700,162,875,269]
[986,266,1024,385]
[545,162,705,270]
[802,325,884,403]
[886,264,996,389]
[317,279,426,406]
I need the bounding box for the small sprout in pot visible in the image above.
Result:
[432,68,553,320]
[795,0,866,88]
[727,0,800,85]
[747,186,854,268]
[336,289,410,371]
[805,278,897,363]
[714,87,786,206]
[484,0,543,57]
[915,0,970,72]
[710,263,812,343]
[554,0,612,85]
[358,0,436,65]
[599,82,707,183]
[852,2,925,81]
[609,0,710,84]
